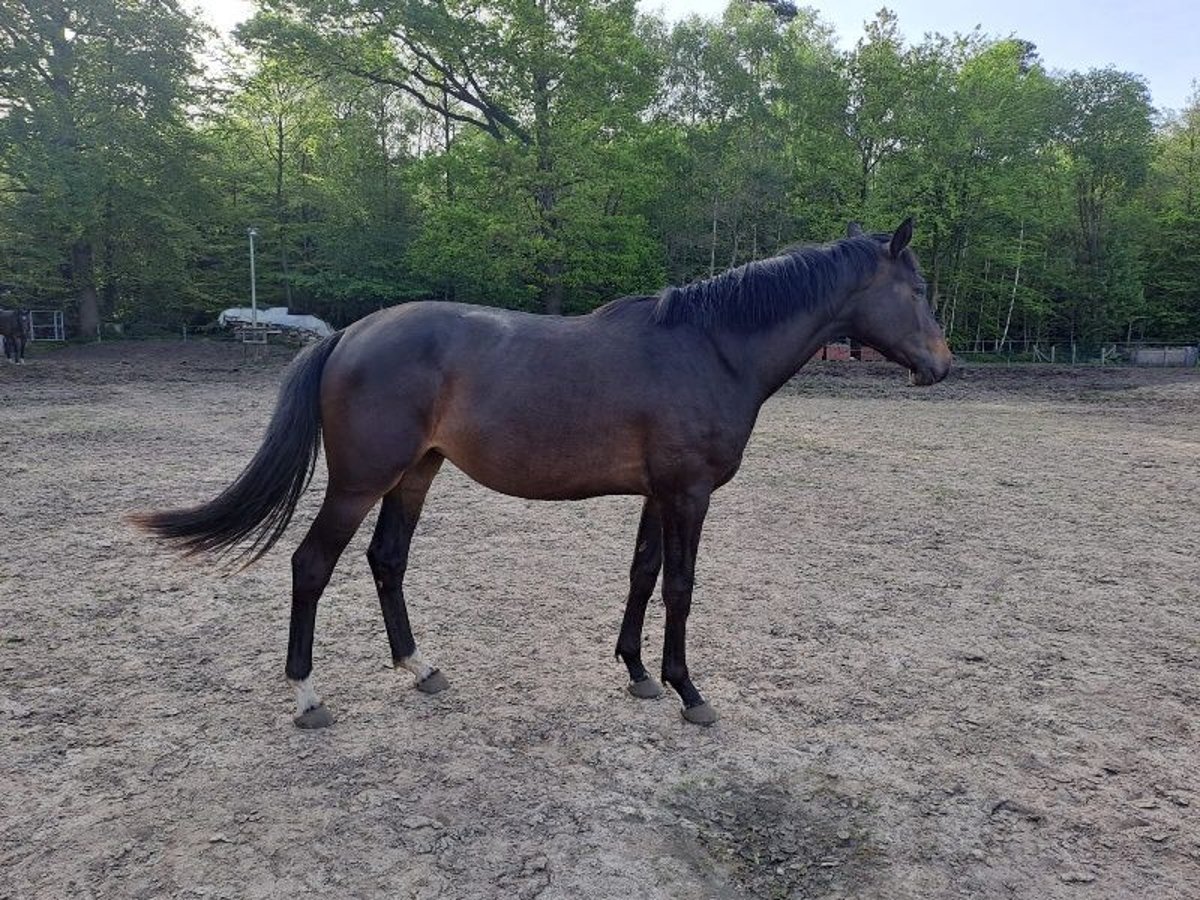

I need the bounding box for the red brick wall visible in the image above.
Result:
[822,343,852,361]
[814,343,886,362]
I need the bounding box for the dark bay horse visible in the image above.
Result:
[0,308,30,363]
[132,218,951,728]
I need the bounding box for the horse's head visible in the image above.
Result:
[845,218,952,386]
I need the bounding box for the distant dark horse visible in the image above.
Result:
[132,219,951,728]
[0,308,30,363]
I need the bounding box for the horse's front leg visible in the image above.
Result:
[616,498,663,698]
[659,488,717,725]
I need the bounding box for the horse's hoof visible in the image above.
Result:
[293,703,336,729]
[627,676,663,699]
[681,702,718,725]
[416,669,450,694]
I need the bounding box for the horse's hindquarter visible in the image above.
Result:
[321,303,753,501]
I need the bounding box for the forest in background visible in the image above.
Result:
[1,0,1198,351]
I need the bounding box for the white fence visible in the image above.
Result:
[28,310,65,341]
[1129,346,1199,367]
[962,339,1199,367]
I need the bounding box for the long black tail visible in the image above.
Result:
[129,331,344,565]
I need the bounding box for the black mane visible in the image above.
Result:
[648,237,885,332]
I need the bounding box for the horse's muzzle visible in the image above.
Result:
[909,354,952,386]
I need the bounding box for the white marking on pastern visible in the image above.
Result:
[289,677,321,715]
[397,652,435,684]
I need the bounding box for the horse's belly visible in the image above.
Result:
[434,416,649,500]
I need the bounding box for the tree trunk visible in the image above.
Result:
[944,238,967,340]
[728,218,739,269]
[973,258,990,351]
[276,116,293,308]
[858,142,872,207]
[48,6,97,337]
[442,83,456,302]
[709,188,719,277]
[1185,126,1195,216]
[533,64,562,315]
[442,83,454,201]
[997,218,1025,347]
[73,239,100,338]
[928,225,941,313]
[102,189,117,313]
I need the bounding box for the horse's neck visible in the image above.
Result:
[726,293,853,403]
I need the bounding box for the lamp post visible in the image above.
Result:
[248,227,259,329]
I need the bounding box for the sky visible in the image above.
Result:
[192,0,1197,113]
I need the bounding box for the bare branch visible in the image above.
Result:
[345,64,505,140]
[388,30,530,143]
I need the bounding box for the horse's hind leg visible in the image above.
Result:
[367,451,448,695]
[616,498,664,699]
[287,486,377,728]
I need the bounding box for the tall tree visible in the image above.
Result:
[1057,68,1154,344]
[243,0,660,313]
[653,2,850,282]
[1142,86,1200,337]
[0,0,204,334]
[845,9,910,210]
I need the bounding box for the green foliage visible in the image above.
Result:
[1138,87,1200,338]
[0,0,207,332]
[0,0,1193,345]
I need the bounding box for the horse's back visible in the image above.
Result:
[330,300,672,393]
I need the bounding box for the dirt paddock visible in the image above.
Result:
[1,341,1198,899]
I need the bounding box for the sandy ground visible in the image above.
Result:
[1,340,1198,899]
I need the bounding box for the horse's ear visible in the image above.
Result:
[846,221,864,238]
[889,217,914,258]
